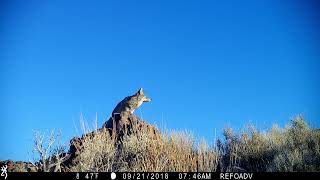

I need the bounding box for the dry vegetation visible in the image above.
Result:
[32,130,69,172]
[33,115,320,172]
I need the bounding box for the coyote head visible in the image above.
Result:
[134,88,151,104]
[123,88,151,114]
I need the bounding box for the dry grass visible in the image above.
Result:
[70,128,116,172]
[33,115,320,172]
[115,130,217,172]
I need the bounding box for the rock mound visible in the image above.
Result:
[0,160,37,172]
[63,113,161,170]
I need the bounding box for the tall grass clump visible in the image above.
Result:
[70,128,116,172]
[113,129,219,172]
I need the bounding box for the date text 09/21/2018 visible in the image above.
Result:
[121,172,211,180]
[78,172,254,180]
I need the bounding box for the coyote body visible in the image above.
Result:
[112,88,151,116]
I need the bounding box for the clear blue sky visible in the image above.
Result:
[1,0,319,161]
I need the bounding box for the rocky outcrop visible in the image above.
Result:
[103,113,160,141]
[0,160,37,172]
[63,113,161,170]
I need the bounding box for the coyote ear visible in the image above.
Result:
[137,88,143,95]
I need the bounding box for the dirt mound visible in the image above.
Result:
[63,113,161,170]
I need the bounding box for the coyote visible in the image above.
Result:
[111,88,151,116]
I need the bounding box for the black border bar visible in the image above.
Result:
[4,172,320,180]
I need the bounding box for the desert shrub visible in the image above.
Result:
[218,115,320,172]
[269,116,320,171]
[32,130,68,172]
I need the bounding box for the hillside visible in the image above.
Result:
[1,113,319,172]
